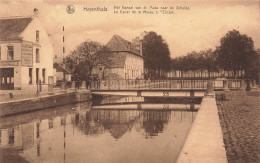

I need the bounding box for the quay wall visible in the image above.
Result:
[177,94,228,163]
[0,90,91,116]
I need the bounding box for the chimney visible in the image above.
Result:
[33,8,39,17]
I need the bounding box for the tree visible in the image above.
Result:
[66,40,110,80]
[142,31,171,78]
[199,49,218,78]
[64,54,77,72]
[216,30,256,78]
[171,49,218,78]
[246,49,259,81]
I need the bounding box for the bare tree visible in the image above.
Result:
[66,40,110,80]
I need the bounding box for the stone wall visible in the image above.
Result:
[0,91,91,116]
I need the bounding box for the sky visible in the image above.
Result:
[0,0,259,59]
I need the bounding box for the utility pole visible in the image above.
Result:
[63,26,66,81]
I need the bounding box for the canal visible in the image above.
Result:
[0,95,201,163]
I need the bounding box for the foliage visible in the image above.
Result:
[65,40,110,81]
[215,30,257,77]
[142,31,171,78]
[247,49,259,80]
[105,73,124,80]
[199,49,218,77]
[171,30,257,79]
[171,49,217,77]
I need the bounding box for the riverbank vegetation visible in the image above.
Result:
[171,30,259,80]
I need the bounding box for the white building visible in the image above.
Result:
[100,34,144,80]
[0,9,53,90]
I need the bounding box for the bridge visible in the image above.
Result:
[89,79,253,97]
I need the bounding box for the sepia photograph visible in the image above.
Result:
[0,0,259,162]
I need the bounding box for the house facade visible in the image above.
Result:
[100,34,144,80]
[0,9,53,90]
[53,62,72,83]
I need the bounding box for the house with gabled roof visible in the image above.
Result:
[53,62,72,82]
[98,34,144,80]
[0,9,53,90]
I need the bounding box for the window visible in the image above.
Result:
[36,30,39,42]
[8,129,15,144]
[29,68,32,84]
[42,69,45,83]
[7,46,14,60]
[36,49,40,63]
[36,68,39,83]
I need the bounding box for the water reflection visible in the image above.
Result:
[0,96,199,163]
[92,95,201,111]
[92,95,201,105]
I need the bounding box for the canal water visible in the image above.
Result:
[0,95,201,163]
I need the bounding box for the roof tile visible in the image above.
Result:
[0,17,32,41]
[54,63,73,74]
[106,34,142,56]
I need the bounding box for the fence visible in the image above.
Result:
[90,79,257,91]
[90,80,208,90]
[43,79,256,92]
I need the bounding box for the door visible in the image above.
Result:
[29,68,32,84]
[36,68,39,84]
[0,68,14,90]
[42,69,45,83]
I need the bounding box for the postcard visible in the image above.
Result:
[0,0,259,163]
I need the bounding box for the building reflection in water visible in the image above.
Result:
[0,96,198,163]
[0,110,195,146]
[73,109,196,140]
[0,110,196,143]
[142,110,170,138]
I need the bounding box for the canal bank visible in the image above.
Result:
[177,93,228,163]
[0,90,91,116]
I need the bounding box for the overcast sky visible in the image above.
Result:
[0,0,259,58]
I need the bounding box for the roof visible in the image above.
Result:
[0,17,33,41]
[53,63,73,74]
[108,125,129,139]
[106,34,142,56]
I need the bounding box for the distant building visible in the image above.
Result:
[98,34,144,80]
[53,62,72,82]
[0,9,53,90]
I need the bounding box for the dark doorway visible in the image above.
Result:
[36,68,39,84]
[42,69,45,83]
[29,68,33,84]
[0,68,14,90]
